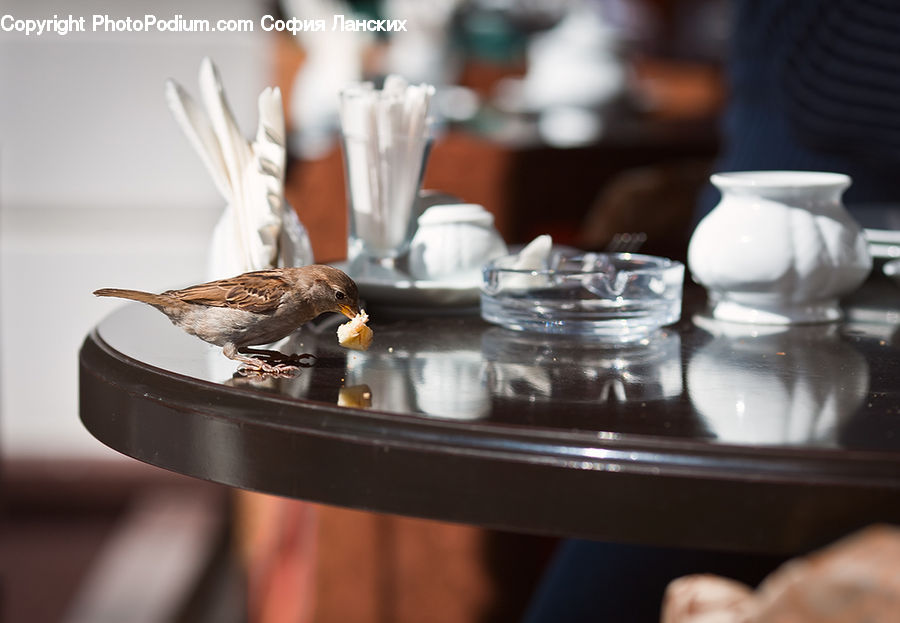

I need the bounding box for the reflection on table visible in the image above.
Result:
[80,276,900,554]
[95,290,899,453]
[689,318,869,447]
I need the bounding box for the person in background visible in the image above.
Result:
[697,0,900,220]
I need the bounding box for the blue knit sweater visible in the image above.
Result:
[698,0,900,218]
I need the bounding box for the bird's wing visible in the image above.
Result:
[168,270,290,314]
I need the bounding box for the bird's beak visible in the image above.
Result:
[339,304,358,319]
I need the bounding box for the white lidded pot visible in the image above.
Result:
[408,204,508,282]
[688,171,872,324]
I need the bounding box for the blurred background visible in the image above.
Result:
[1,0,728,621]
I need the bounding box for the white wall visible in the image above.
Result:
[1,0,273,457]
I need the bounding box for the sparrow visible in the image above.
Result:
[94,265,361,375]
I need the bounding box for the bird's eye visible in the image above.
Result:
[335,290,345,300]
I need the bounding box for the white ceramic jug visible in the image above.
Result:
[688,171,872,324]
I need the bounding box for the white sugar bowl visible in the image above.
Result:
[408,204,508,282]
[688,171,872,324]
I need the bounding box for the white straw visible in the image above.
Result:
[340,75,434,256]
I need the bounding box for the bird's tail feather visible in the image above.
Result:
[93,288,165,305]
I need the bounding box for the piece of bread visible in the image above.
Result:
[337,310,373,351]
[338,384,373,407]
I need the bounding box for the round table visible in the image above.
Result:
[80,281,900,555]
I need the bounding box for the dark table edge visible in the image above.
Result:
[79,327,900,555]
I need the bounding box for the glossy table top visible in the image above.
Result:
[79,275,900,555]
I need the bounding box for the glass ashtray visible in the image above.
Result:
[480,252,684,341]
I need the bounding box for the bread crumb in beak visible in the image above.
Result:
[337,310,373,351]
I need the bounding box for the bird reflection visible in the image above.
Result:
[224,373,278,390]
[220,331,319,396]
[233,348,317,378]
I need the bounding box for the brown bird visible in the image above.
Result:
[94,265,360,375]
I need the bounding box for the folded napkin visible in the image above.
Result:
[489,234,553,290]
[513,234,553,270]
[166,57,313,279]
